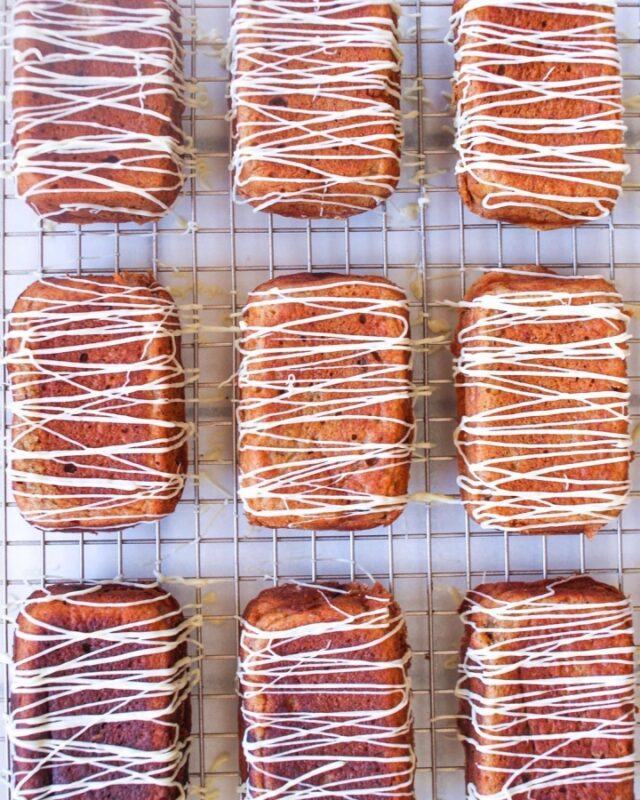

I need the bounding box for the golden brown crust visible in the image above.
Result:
[12,0,185,224]
[12,583,191,800]
[452,265,630,536]
[458,576,635,800]
[238,272,413,530]
[452,0,625,229]
[243,580,400,635]
[232,0,401,219]
[6,273,188,531]
[240,581,414,798]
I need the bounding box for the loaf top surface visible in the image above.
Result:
[14,582,187,654]
[11,0,186,224]
[451,0,627,228]
[10,582,197,800]
[243,579,404,645]
[229,0,402,219]
[458,575,635,799]
[461,574,628,609]
[240,581,415,799]
[6,272,190,531]
[452,266,631,536]
[237,272,414,531]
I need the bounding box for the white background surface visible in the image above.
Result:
[0,0,639,797]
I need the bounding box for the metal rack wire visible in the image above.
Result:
[1,0,639,797]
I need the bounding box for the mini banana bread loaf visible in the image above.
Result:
[238,272,414,530]
[458,576,635,799]
[6,273,190,531]
[451,0,627,228]
[10,582,195,800]
[240,581,415,799]
[229,0,403,219]
[452,266,631,536]
[12,0,186,224]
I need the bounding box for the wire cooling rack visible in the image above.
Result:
[0,0,639,798]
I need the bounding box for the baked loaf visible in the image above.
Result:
[457,576,635,799]
[10,582,196,800]
[237,272,414,530]
[452,266,631,536]
[239,581,415,798]
[451,0,627,229]
[12,0,186,224]
[6,273,190,531]
[229,0,402,219]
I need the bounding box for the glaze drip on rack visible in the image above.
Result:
[8,582,200,800]
[457,578,636,799]
[229,0,403,217]
[11,0,188,222]
[237,277,414,527]
[450,0,628,222]
[239,582,415,798]
[5,276,191,529]
[454,281,631,532]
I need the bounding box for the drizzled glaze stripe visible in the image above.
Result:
[11,0,188,222]
[450,0,628,224]
[8,582,200,800]
[237,277,414,528]
[239,582,415,798]
[453,277,631,532]
[229,0,403,217]
[5,276,192,530]
[457,577,636,799]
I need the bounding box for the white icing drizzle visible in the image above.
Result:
[457,577,636,799]
[239,582,415,798]
[450,0,629,223]
[237,278,414,528]
[5,276,192,530]
[7,582,201,800]
[453,278,631,532]
[11,0,188,222]
[229,0,403,217]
